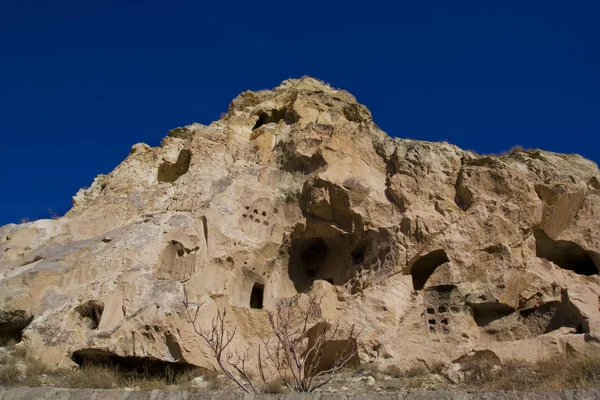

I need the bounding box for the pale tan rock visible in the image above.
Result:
[1,77,599,375]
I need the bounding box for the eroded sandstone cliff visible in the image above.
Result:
[1,77,600,374]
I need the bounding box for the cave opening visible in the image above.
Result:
[75,300,105,330]
[0,310,33,345]
[534,229,598,276]
[252,108,297,130]
[250,283,264,309]
[471,302,515,327]
[288,234,353,293]
[71,350,193,380]
[351,243,366,265]
[410,249,450,290]
[157,149,192,183]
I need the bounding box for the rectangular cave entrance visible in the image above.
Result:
[250,283,264,309]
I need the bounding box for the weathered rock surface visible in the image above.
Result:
[1,77,600,373]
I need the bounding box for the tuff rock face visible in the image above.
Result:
[1,77,600,373]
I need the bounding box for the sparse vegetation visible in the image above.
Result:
[467,356,600,391]
[0,344,220,392]
[181,289,362,393]
[2,339,600,394]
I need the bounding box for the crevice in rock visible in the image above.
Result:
[0,310,33,345]
[384,186,407,213]
[454,168,473,211]
[201,216,209,248]
[277,141,327,174]
[157,149,192,183]
[252,107,299,130]
[534,229,598,276]
[19,255,43,267]
[74,300,104,330]
[71,349,192,377]
[409,249,450,291]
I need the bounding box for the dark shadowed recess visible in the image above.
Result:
[534,229,598,276]
[410,249,450,290]
[71,349,193,376]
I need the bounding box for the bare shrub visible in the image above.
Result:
[181,288,362,393]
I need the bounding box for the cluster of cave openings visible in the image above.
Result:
[75,300,105,330]
[426,305,451,335]
[534,229,598,276]
[410,249,450,291]
[250,283,264,309]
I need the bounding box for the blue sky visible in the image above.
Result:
[1,1,598,225]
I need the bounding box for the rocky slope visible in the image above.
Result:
[1,77,600,375]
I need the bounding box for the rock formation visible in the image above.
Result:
[1,77,600,374]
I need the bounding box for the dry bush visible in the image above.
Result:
[181,289,362,393]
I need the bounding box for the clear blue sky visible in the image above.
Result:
[1,1,598,225]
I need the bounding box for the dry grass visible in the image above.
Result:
[464,356,600,391]
[262,378,287,394]
[0,345,220,392]
[0,362,22,385]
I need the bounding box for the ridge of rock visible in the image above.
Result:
[1,76,600,374]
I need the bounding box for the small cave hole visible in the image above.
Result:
[75,300,105,330]
[351,244,366,265]
[429,326,436,334]
[450,306,460,313]
[428,319,436,325]
[441,318,448,325]
[534,229,598,276]
[410,249,450,291]
[250,283,264,309]
[438,306,447,313]
[426,307,435,314]
[301,238,329,278]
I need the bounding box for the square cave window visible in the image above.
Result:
[250,283,264,309]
